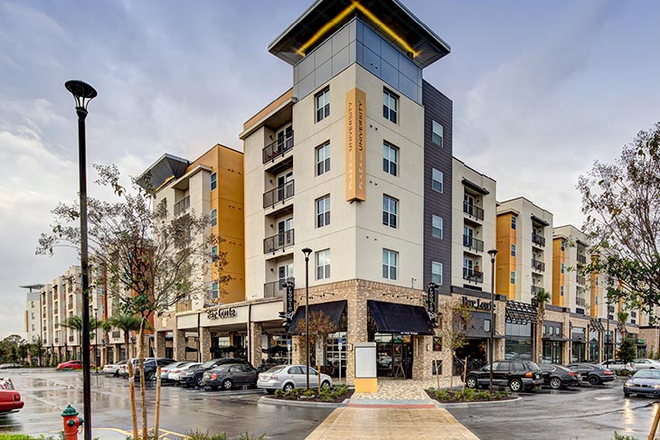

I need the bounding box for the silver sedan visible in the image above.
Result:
[257,365,332,393]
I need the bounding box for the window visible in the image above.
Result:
[561,263,565,273]
[432,121,444,146]
[383,88,398,123]
[316,142,331,176]
[315,249,331,280]
[510,271,516,284]
[511,244,516,257]
[316,195,331,228]
[484,319,491,332]
[211,281,219,299]
[561,240,566,251]
[432,215,443,239]
[211,246,218,262]
[382,249,398,280]
[211,209,217,227]
[383,195,398,228]
[432,262,443,285]
[432,168,443,193]
[511,216,517,230]
[315,87,330,122]
[560,286,564,296]
[210,172,217,190]
[383,143,398,176]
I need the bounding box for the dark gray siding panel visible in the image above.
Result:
[422,80,453,296]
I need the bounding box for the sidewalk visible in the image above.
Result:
[349,376,462,406]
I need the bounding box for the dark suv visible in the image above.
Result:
[179,358,252,388]
[466,360,544,392]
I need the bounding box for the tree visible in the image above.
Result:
[103,313,143,360]
[437,298,472,389]
[617,311,629,345]
[28,337,45,366]
[577,122,660,317]
[618,338,636,364]
[533,289,552,364]
[37,164,230,440]
[60,315,104,359]
[295,310,338,383]
[0,335,27,364]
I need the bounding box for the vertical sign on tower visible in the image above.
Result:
[345,88,366,202]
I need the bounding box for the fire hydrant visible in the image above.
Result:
[62,405,83,440]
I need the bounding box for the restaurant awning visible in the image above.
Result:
[367,300,434,335]
[590,317,604,333]
[506,300,538,325]
[289,300,347,335]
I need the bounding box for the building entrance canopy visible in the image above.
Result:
[368,300,433,335]
[290,300,347,334]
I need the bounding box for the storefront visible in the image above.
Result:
[454,310,496,375]
[542,321,565,364]
[570,326,587,362]
[589,318,604,362]
[505,301,537,361]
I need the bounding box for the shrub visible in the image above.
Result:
[186,430,229,440]
[476,391,492,401]
[434,389,451,401]
[612,433,639,440]
[237,433,265,440]
[462,388,475,402]
[302,388,315,398]
[274,390,283,398]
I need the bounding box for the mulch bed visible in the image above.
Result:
[425,389,517,404]
[268,389,354,403]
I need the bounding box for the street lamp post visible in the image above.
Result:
[487,249,498,395]
[94,307,99,374]
[65,79,97,440]
[302,248,312,390]
[606,297,611,369]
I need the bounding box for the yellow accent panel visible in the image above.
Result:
[496,213,516,300]
[354,378,378,393]
[552,238,564,307]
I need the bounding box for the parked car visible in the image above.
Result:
[160,361,190,382]
[56,360,83,371]
[168,362,201,383]
[624,369,660,397]
[465,360,543,392]
[539,364,582,389]
[202,363,259,390]
[0,378,24,414]
[133,358,176,381]
[599,359,636,374]
[257,364,333,393]
[0,364,22,370]
[103,360,126,376]
[566,363,616,385]
[180,358,251,388]
[633,358,660,370]
[118,357,155,377]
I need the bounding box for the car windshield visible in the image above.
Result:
[201,360,216,368]
[635,370,660,379]
[265,366,286,373]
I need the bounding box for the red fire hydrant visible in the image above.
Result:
[62,405,83,440]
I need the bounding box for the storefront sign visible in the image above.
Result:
[638,339,646,344]
[285,281,295,316]
[206,307,237,320]
[345,87,366,202]
[462,296,492,311]
[427,283,437,314]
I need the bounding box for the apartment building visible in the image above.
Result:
[22,284,43,346]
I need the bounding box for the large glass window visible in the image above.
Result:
[316,142,330,176]
[315,87,330,122]
[383,143,398,176]
[383,89,398,123]
[505,322,532,360]
[432,261,443,285]
[382,249,398,280]
[316,195,330,228]
[315,249,331,280]
[383,195,398,228]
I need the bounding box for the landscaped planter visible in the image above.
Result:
[266,384,353,403]
[425,387,516,404]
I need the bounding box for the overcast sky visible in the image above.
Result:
[1,0,659,340]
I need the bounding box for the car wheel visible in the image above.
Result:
[466,376,477,389]
[549,377,562,390]
[146,371,156,381]
[508,379,523,392]
[196,375,204,388]
[624,391,631,397]
[283,383,294,393]
[321,380,331,390]
[588,375,600,386]
[222,379,233,390]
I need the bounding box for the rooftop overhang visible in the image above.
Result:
[462,178,490,196]
[269,0,450,68]
[137,154,190,192]
[531,214,550,227]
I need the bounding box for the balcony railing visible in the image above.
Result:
[576,275,586,285]
[174,196,190,216]
[577,254,587,264]
[264,229,295,254]
[531,285,542,296]
[263,181,295,209]
[531,259,545,272]
[263,131,294,163]
[463,235,484,252]
[532,233,546,247]
[463,268,484,283]
[264,278,294,298]
[463,202,484,221]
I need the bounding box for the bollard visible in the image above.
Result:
[62,405,84,440]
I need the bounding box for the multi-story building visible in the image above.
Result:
[21,284,43,346]
[552,225,592,313]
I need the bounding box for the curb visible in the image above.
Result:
[258,395,348,408]
[433,396,522,408]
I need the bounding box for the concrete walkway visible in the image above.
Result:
[305,407,480,440]
[349,376,462,403]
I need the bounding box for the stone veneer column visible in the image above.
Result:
[495,299,507,359]
[346,284,368,385]
[249,322,263,367]
[155,331,166,358]
[200,327,212,362]
[291,335,304,365]
[174,329,186,362]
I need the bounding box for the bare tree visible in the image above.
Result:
[437,298,472,388]
[295,311,338,377]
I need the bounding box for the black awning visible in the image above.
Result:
[367,300,433,335]
[531,215,550,227]
[506,300,538,325]
[462,178,490,195]
[591,318,604,333]
[290,300,347,335]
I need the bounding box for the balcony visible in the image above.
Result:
[531,285,542,296]
[264,229,295,254]
[263,181,295,209]
[577,254,587,265]
[263,131,294,163]
[531,259,545,272]
[532,233,546,247]
[174,196,190,216]
[264,278,294,298]
[463,268,483,283]
[463,235,484,252]
[463,202,484,221]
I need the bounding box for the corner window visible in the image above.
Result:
[383,88,398,123]
[432,121,444,147]
[561,240,566,251]
[383,195,398,228]
[211,172,217,190]
[511,216,517,230]
[511,244,516,257]
[432,262,443,285]
[315,249,331,280]
[211,281,219,299]
[560,286,564,296]
[510,271,516,284]
[211,209,218,227]
[211,246,218,262]
[432,215,443,239]
[315,87,330,122]
[316,142,331,176]
[382,249,398,280]
[316,195,331,228]
[561,263,565,273]
[432,168,443,193]
[383,143,398,176]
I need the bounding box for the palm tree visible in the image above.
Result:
[61,316,104,359]
[533,289,552,364]
[617,311,629,348]
[103,314,143,360]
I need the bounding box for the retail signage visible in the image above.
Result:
[206,307,237,320]
[345,87,366,202]
[462,296,492,311]
[427,283,437,314]
[285,281,295,316]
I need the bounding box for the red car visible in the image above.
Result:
[0,378,24,414]
[56,360,83,371]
